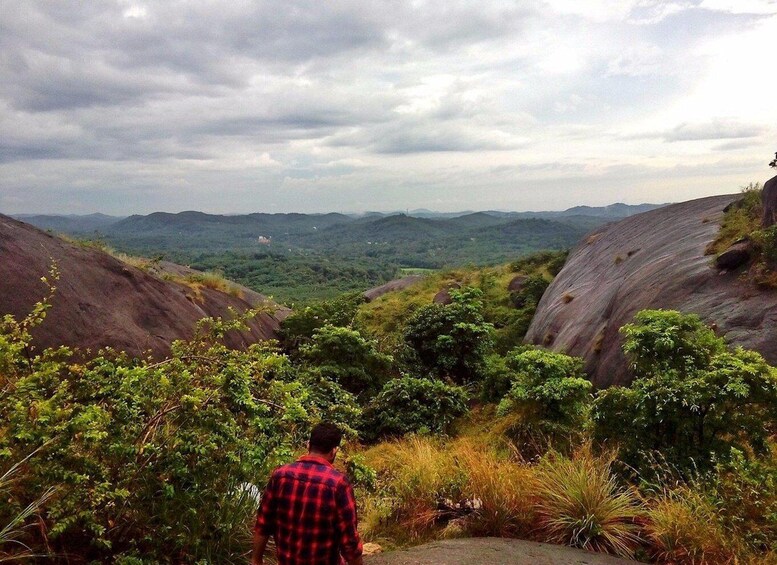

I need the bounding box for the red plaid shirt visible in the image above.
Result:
[256,455,363,565]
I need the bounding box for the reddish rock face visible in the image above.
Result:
[763,175,777,227]
[0,215,288,359]
[525,194,777,388]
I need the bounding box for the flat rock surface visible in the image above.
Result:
[525,194,777,388]
[365,538,639,565]
[364,275,424,301]
[0,214,287,358]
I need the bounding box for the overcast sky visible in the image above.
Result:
[1,0,775,214]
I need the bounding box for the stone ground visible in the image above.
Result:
[365,537,640,565]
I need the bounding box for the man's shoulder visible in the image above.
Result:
[272,460,349,486]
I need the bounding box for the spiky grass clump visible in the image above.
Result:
[534,447,643,558]
[645,487,737,565]
[455,441,537,538]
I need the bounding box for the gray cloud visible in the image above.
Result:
[665,119,766,141]
[0,0,774,214]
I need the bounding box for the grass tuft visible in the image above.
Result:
[534,446,643,558]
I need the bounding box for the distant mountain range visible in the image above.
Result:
[8,203,669,303]
[13,202,667,235]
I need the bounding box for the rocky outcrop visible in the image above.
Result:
[0,215,288,359]
[715,239,752,270]
[507,275,529,292]
[763,175,777,227]
[525,194,777,388]
[363,276,424,302]
[433,283,461,305]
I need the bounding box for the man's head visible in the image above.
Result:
[308,422,343,462]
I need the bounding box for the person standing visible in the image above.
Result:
[252,423,364,565]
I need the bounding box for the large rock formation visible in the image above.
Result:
[0,215,289,358]
[525,194,777,388]
[762,174,777,227]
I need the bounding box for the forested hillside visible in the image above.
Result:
[17,205,662,304]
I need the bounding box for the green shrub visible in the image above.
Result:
[279,292,366,352]
[594,309,777,473]
[362,377,469,441]
[402,287,494,384]
[497,348,592,444]
[299,324,394,399]
[753,224,777,266]
[510,274,549,308]
[0,284,356,562]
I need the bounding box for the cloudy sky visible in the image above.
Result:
[1,0,775,214]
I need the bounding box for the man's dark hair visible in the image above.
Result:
[309,422,343,453]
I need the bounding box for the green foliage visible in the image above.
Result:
[0,290,358,562]
[752,224,777,266]
[402,287,494,384]
[707,182,763,256]
[279,292,366,351]
[299,325,394,399]
[510,274,549,308]
[362,377,469,442]
[497,348,592,442]
[707,447,777,552]
[621,309,725,377]
[510,249,568,275]
[594,309,777,473]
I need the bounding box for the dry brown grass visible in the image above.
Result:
[645,487,739,564]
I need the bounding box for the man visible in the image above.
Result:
[252,422,364,565]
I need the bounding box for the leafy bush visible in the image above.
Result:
[497,348,592,445]
[402,287,494,384]
[299,324,394,399]
[279,291,366,351]
[362,377,469,441]
[513,274,550,307]
[753,224,777,266]
[0,283,356,562]
[535,447,643,558]
[594,309,777,473]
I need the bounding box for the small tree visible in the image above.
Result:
[402,287,494,384]
[298,324,393,399]
[362,376,469,442]
[497,348,592,443]
[279,292,365,352]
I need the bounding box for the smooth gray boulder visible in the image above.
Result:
[525,194,777,388]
